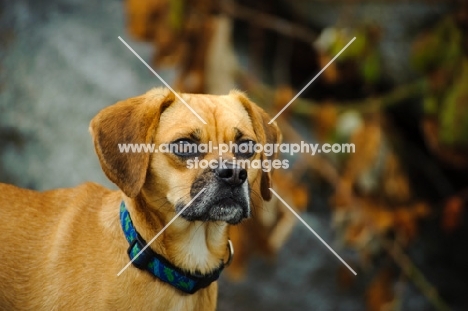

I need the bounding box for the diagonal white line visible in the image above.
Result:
[117,188,207,276]
[118,36,207,124]
[269,188,357,275]
[269,37,356,124]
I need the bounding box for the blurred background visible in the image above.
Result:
[1,0,467,310]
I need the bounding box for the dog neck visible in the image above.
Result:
[125,196,230,275]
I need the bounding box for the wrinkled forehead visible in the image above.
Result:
[157,94,255,140]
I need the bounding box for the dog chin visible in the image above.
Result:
[177,198,249,225]
[207,198,246,224]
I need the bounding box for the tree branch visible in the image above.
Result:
[380,237,451,311]
[219,0,318,45]
[235,68,427,116]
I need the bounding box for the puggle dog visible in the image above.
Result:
[0,88,280,310]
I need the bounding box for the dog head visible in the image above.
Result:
[90,88,281,225]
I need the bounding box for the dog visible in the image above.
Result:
[0,88,280,310]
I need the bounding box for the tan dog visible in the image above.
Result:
[0,88,280,310]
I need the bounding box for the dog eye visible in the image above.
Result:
[235,140,256,158]
[171,139,199,158]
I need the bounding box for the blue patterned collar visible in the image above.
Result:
[120,201,233,294]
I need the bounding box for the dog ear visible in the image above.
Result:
[232,91,282,201]
[89,88,175,198]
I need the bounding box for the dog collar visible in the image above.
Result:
[119,201,233,294]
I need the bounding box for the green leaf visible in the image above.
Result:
[362,51,380,84]
[169,0,184,30]
[423,96,439,115]
[439,60,468,147]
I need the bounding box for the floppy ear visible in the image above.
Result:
[89,88,174,198]
[232,91,282,201]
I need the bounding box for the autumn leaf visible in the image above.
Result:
[366,268,395,311]
[442,196,464,233]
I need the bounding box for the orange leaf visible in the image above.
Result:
[366,268,395,311]
[442,196,464,233]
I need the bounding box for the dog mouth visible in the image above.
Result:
[209,197,245,223]
[177,193,249,225]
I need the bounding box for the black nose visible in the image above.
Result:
[216,162,247,186]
